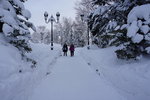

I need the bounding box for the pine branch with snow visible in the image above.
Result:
[116,4,150,60]
[0,0,36,53]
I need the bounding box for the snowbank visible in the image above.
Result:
[0,33,33,100]
[0,34,61,100]
[26,42,62,80]
[80,46,150,100]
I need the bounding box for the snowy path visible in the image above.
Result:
[29,49,126,100]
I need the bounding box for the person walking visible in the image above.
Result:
[62,43,68,56]
[69,44,75,57]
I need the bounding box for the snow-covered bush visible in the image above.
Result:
[0,0,36,54]
[116,4,150,60]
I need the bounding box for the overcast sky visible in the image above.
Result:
[25,0,77,27]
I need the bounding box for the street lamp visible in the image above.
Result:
[44,11,60,50]
[80,14,90,49]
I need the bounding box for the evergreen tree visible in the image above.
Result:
[0,0,35,53]
[89,0,150,60]
[89,0,150,48]
[115,4,150,60]
[88,0,128,47]
[92,0,112,5]
[0,0,36,67]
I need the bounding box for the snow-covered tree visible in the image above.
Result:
[88,0,126,47]
[72,20,87,47]
[0,0,35,53]
[116,4,150,60]
[88,0,150,59]
[74,0,94,47]
[53,23,63,44]
[53,17,87,47]
[88,0,150,48]
[58,17,74,45]
[0,0,36,68]
[31,26,50,44]
[75,0,94,16]
[62,17,87,47]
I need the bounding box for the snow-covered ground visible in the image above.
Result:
[1,38,150,100]
[29,48,126,100]
[0,34,34,100]
[81,45,150,100]
[0,35,61,100]
[28,45,150,100]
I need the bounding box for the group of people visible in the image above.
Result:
[62,43,75,57]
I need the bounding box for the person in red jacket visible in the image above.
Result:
[69,44,75,57]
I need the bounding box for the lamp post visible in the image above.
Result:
[44,12,60,50]
[80,14,90,49]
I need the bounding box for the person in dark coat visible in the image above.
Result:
[69,44,75,57]
[62,43,68,56]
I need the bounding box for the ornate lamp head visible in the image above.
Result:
[44,11,48,20]
[56,12,60,22]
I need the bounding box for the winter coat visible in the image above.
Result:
[62,44,68,52]
[69,45,75,51]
